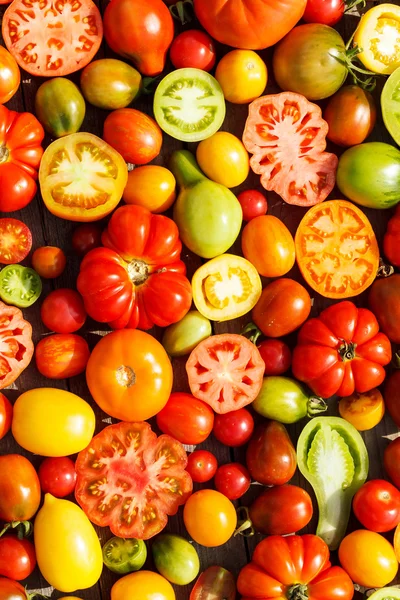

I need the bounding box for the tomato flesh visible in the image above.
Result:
[0,301,33,389]
[0,219,32,265]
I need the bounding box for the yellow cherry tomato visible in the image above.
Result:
[183,490,237,547]
[354,4,400,74]
[34,494,103,593]
[123,165,176,213]
[111,571,175,600]
[12,388,95,456]
[338,388,385,431]
[196,132,250,188]
[215,50,268,104]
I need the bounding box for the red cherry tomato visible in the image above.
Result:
[353,479,400,533]
[257,339,292,376]
[40,288,87,333]
[186,450,218,483]
[170,30,216,72]
[237,190,268,222]
[0,536,36,581]
[303,0,344,26]
[156,392,214,445]
[0,394,12,440]
[213,408,254,447]
[72,223,102,256]
[31,246,66,279]
[214,463,251,500]
[38,457,77,498]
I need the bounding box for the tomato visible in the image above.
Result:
[12,388,95,457]
[123,166,176,213]
[0,579,28,600]
[354,5,400,74]
[237,189,268,221]
[190,567,236,600]
[38,457,77,499]
[369,275,400,343]
[196,132,249,188]
[170,30,216,71]
[257,339,292,376]
[183,490,237,547]
[156,393,214,445]
[0,454,40,522]
[111,571,175,600]
[382,67,400,146]
[41,288,87,334]
[213,408,254,447]
[186,333,265,414]
[0,302,33,389]
[339,530,398,588]
[0,219,32,265]
[80,59,142,110]
[395,523,400,563]
[31,246,66,279]
[35,78,85,138]
[162,311,212,357]
[35,333,90,379]
[324,86,376,147]
[214,463,251,500]
[246,421,296,486]
[72,224,102,257]
[242,92,338,206]
[191,254,262,321]
[0,537,36,581]
[385,437,400,488]
[86,329,173,421]
[338,389,385,431]
[215,50,268,104]
[0,265,41,308]
[0,106,44,213]
[292,301,392,398]
[2,0,103,77]
[78,205,192,330]
[368,588,400,600]
[303,0,345,25]
[103,0,174,76]
[152,534,200,585]
[103,109,162,165]
[75,422,192,539]
[0,47,19,105]
[242,215,295,277]
[0,394,12,441]
[103,537,147,575]
[186,450,218,483]
[384,205,400,266]
[353,480,400,533]
[247,485,313,535]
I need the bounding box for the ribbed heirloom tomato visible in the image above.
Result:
[0,302,33,389]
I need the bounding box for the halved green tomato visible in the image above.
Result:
[39,132,128,222]
[102,537,147,575]
[0,264,42,308]
[192,254,262,321]
[153,68,226,142]
[367,588,400,600]
[382,67,400,145]
[354,4,400,74]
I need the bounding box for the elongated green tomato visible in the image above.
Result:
[382,67,400,146]
[103,537,147,575]
[80,59,142,110]
[368,588,400,599]
[35,78,85,138]
[152,534,200,585]
[162,311,212,357]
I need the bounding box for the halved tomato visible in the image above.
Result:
[192,254,262,322]
[295,200,379,299]
[75,421,192,540]
[0,301,33,389]
[0,219,32,265]
[242,92,337,206]
[39,133,128,222]
[186,334,265,414]
[354,4,400,75]
[2,0,103,77]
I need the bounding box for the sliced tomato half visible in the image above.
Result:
[243,92,338,206]
[186,334,265,414]
[0,219,32,265]
[0,300,33,389]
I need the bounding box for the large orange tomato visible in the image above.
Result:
[111,571,175,600]
[242,215,295,277]
[86,329,173,421]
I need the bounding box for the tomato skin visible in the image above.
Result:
[242,215,295,277]
[0,454,41,522]
[369,275,400,344]
[123,166,176,213]
[0,577,27,600]
[237,190,268,221]
[0,536,36,581]
[186,450,218,483]
[214,463,251,500]
[41,289,87,334]
[246,421,296,486]
[35,78,85,138]
[190,566,236,600]
[156,393,214,445]
[183,490,237,547]
[213,408,254,448]
[215,50,268,104]
[80,59,142,110]
[0,394,12,440]
[338,388,385,431]
[353,480,400,533]
[162,310,212,357]
[170,30,216,71]
[0,46,20,104]
[38,457,77,499]
[32,246,66,279]
[103,109,162,165]
[0,219,32,265]
[324,85,376,147]
[384,437,400,489]
[303,0,344,26]
[111,571,175,600]
[384,205,400,267]
[249,485,313,535]
[257,339,292,376]
[35,333,90,379]
[72,224,102,257]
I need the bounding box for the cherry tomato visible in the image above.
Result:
[35,333,90,379]
[257,339,292,376]
[237,190,268,221]
[0,394,12,441]
[183,490,237,547]
[303,0,345,26]
[213,408,254,447]
[71,223,102,256]
[353,479,400,533]
[170,30,216,72]
[0,536,36,581]
[40,288,87,333]
[31,246,66,279]
[214,463,251,500]
[156,393,214,445]
[186,450,218,483]
[38,457,77,498]
[384,437,400,489]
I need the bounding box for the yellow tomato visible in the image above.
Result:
[123,165,176,213]
[196,132,250,188]
[34,495,103,593]
[215,50,268,104]
[12,388,95,456]
[111,571,175,600]
[183,490,237,547]
[338,388,385,431]
[394,523,400,562]
[354,4,400,74]
[192,254,262,321]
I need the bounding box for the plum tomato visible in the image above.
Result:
[0,219,32,265]
[35,333,90,379]
[0,536,36,581]
[303,0,345,26]
[183,490,237,547]
[31,246,66,279]
[40,289,87,334]
[248,484,313,535]
[122,166,176,213]
[196,132,249,188]
[324,85,377,147]
[384,438,400,490]
[186,450,218,483]
[338,389,385,431]
[237,190,268,221]
[215,50,268,104]
[0,454,41,522]
[257,339,292,376]
[246,421,296,486]
[213,408,254,447]
[0,393,12,440]
[38,457,77,499]
[156,392,214,445]
[72,224,102,256]
[170,30,216,72]
[80,58,142,111]
[353,479,400,533]
[214,463,251,500]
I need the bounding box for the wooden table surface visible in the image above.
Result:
[1,0,399,598]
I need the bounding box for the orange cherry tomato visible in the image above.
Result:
[35,334,90,379]
[183,490,237,547]
[32,246,66,279]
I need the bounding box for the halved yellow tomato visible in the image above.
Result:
[338,388,385,431]
[192,254,262,321]
[354,4,400,74]
[39,133,128,222]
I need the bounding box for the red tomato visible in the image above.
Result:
[214,463,251,500]
[384,437,400,489]
[0,577,28,600]
[383,205,400,267]
[246,421,296,486]
[303,0,344,25]
[156,392,214,445]
[38,457,77,499]
[369,274,400,344]
[213,408,254,447]
[186,450,218,483]
[324,85,376,147]
[103,109,162,165]
[353,479,400,533]
[257,339,292,376]
[0,394,12,441]
[0,537,36,581]
[31,246,66,279]
[249,485,313,535]
[75,421,192,539]
[72,223,102,256]
[170,30,216,71]
[186,334,265,414]
[237,190,268,221]
[0,219,32,265]
[0,302,33,390]
[35,333,90,379]
[40,289,87,334]
[0,47,20,104]
[190,567,236,600]
[0,454,41,522]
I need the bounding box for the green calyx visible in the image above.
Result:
[287,584,309,600]
[329,33,381,91]
[169,0,194,24]
[338,340,357,362]
[307,396,328,417]
[241,322,263,345]
[0,520,33,539]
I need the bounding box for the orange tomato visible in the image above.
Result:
[0,46,20,104]
[123,166,176,213]
[338,388,385,431]
[183,490,237,547]
[111,571,175,600]
[35,334,90,379]
[32,246,66,279]
[394,523,400,562]
[215,50,267,104]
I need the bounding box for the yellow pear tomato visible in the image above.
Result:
[111,571,175,600]
[338,388,385,431]
[123,165,176,213]
[196,132,250,188]
[215,50,268,104]
[354,4,400,74]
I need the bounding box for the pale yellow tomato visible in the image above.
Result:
[196,132,250,188]
[123,165,176,213]
[111,570,175,600]
[215,50,268,104]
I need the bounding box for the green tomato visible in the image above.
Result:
[152,534,200,585]
[368,588,400,600]
[0,264,42,308]
[337,142,400,209]
[80,59,142,110]
[381,67,400,146]
[162,311,212,357]
[102,537,147,575]
[35,78,85,138]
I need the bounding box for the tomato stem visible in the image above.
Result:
[141,75,163,96]
[287,584,309,600]
[338,341,357,362]
[169,0,194,24]
[377,258,395,278]
[344,0,366,13]
[391,352,400,370]
[234,506,255,538]
[241,322,263,345]
[127,259,149,285]
[329,34,381,91]
[0,145,9,164]
[307,396,328,417]
[0,520,33,539]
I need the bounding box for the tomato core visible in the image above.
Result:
[127,259,149,285]
[0,146,9,163]
[287,583,308,600]
[116,365,136,388]
[338,341,357,362]
[371,16,400,67]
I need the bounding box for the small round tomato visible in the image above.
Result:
[324,85,377,147]
[248,484,313,535]
[384,438,400,489]
[80,58,142,110]
[31,246,66,279]
[162,311,212,357]
[237,190,268,221]
[0,219,32,265]
[152,534,200,586]
[186,450,218,483]
[38,457,77,498]
[196,132,250,188]
[123,166,176,213]
[353,480,400,533]
[213,408,254,447]
[0,536,36,581]
[183,490,237,547]
[257,339,292,376]
[35,333,90,379]
[111,571,175,600]
[214,463,251,500]
[190,567,236,600]
[156,393,214,445]
[338,389,385,431]
[35,78,86,138]
[0,393,12,440]
[72,224,102,256]
[215,50,268,104]
[0,454,41,522]
[303,0,345,26]
[170,30,216,71]
[103,537,147,575]
[40,288,87,334]
[0,46,20,104]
